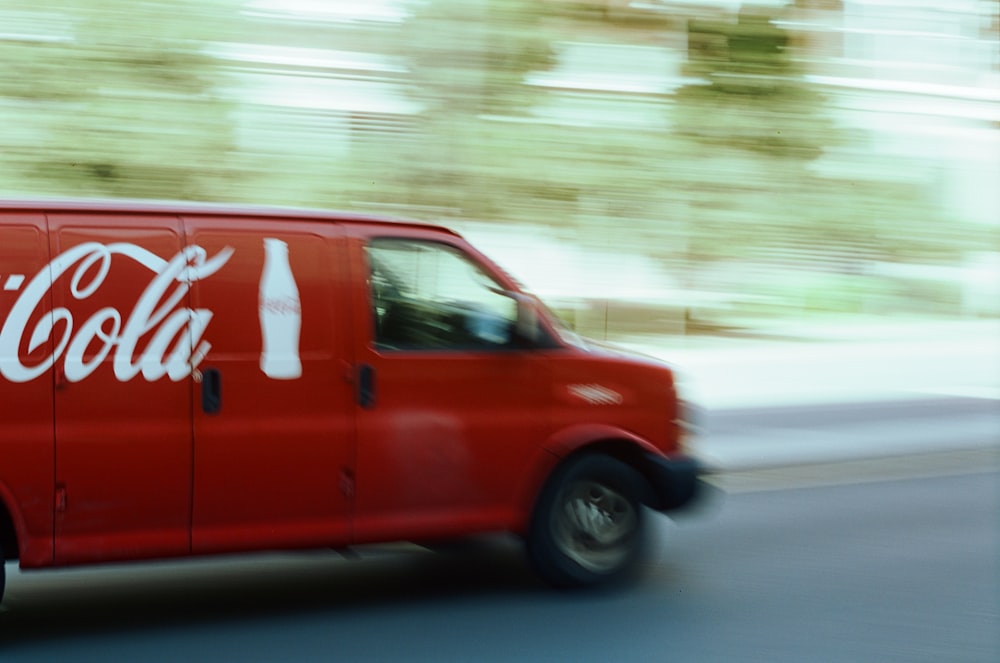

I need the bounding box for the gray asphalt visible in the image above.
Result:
[1,400,997,662]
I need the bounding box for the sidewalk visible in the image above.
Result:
[617,317,1000,471]
[617,318,1000,411]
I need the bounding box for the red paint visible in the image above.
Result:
[0,200,695,583]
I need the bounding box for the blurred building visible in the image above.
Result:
[529,1,1000,318]
[800,0,1000,228]
[208,42,420,164]
[243,0,415,25]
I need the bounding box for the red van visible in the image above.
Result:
[0,199,701,602]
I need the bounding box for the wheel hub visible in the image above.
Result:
[554,481,637,573]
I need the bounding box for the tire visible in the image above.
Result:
[527,454,648,588]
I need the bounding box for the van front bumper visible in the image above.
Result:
[642,454,706,512]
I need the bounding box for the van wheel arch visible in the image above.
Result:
[558,440,661,505]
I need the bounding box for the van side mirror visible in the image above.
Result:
[509,292,540,345]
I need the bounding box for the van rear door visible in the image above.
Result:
[184,217,354,553]
[48,213,194,564]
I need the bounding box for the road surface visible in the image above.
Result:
[1,399,997,662]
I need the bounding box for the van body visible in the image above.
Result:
[0,199,701,600]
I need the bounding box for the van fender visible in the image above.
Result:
[510,423,661,535]
[544,423,662,460]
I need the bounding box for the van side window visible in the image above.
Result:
[366,239,518,351]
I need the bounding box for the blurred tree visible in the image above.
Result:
[679,11,813,157]
[401,0,556,115]
[670,6,958,272]
[344,0,558,218]
[0,0,240,200]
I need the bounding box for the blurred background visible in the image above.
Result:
[2,9,998,657]
[1,0,998,340]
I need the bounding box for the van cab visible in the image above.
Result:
[0,199,701,601]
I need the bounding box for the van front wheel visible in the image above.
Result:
[527,455,647,588]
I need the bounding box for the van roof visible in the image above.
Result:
[0,198,460,237]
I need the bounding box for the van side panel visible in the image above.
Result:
[185,218,354,554]
[48,214,195,564]
[0,214,55,566]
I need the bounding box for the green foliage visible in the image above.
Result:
[343,0,564,220]
[673,83,831,160]
[677,11,832,159]
[668,8,968,268]
[0,0,239,200]
[0,0,984,321]
[399,0,556,115]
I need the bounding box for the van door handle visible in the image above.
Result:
[202,367,222,415]
[357,364,376,409]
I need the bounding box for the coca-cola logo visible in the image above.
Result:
[0,242,234,384]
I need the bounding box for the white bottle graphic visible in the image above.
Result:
[259,238,302,379]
